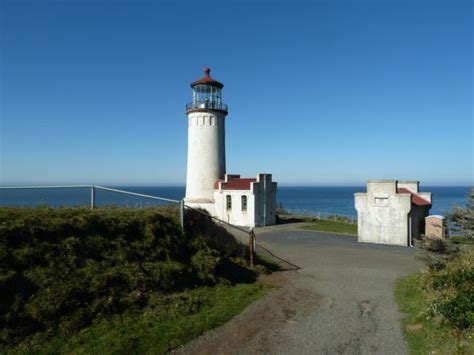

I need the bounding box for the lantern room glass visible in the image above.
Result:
[192,84,222,108]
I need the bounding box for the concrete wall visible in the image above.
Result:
[214,190,255,227]
[355,180,412,246]
[213,174,277,227]
[253,174,277,227]
[185,111,226,203]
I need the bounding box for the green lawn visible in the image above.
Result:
[300,219,357,235]
[395,272,473,355]
[13,284,270,354]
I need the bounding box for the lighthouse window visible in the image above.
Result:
[226,195,232,211]
[241,196,248,211]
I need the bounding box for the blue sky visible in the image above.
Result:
[1,0,472,186]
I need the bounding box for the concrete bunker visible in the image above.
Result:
[355,180,432,246]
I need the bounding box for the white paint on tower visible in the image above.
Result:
[184,67,227,206]
[184,68,277,227]
[185,111,226,202]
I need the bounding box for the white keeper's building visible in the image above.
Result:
[184,68,277,227]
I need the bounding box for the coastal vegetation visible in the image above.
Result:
[396,189,474,354]
[447,188,474,240]
[0,207,270,353]
[396,244,473,354]
[277,208,358,235]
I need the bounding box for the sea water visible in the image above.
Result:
[0,185,470,218]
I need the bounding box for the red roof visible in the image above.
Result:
[215,178,256,190]
[191,67,224,88]
[397,187,431,206]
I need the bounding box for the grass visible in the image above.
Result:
[299,219,357,235]
[13,284,270,354]
[451,235,474,245]
[395,247,474,355]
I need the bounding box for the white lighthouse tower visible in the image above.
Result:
[184,68,277,227]
[185,67,228,211]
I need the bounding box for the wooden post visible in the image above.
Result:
[249,228,256,268]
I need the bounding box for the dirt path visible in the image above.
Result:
[173,227,421,354]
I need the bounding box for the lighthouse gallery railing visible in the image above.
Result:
[186,101,228,112]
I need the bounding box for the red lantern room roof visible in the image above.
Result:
[191,67,224,89]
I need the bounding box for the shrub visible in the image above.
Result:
[191,248,222,284]
[423,248,474,331]
[184,208,246,258]
[436,290,474,330]
[0,206,253,350]
[416,236,460,270]
[447,188,474,240]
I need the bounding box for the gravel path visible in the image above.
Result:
[174,226,421,355]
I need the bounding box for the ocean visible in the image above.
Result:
[0,185,470,218]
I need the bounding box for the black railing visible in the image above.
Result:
[186,101,228,112]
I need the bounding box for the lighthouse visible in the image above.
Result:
[184,68,278,227]
[185,67,227,208]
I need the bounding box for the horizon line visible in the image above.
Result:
[0,182,472,188]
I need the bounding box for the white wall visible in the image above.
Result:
[355,180,412,246]
[185,111,226,203]
[213,174,278,227]
[214,190,255,227]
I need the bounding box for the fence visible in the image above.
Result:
[0,185,184,226]
[0,185,298,269]
[183,204,300,270]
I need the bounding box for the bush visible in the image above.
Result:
[398,190,474,354]
[191,249,222,284]
[0,207,254,350]
[447,188,474,240]
[416,236,460,270]
[423,248,474,331]
[436,290,474,330]
[184,208,246,258]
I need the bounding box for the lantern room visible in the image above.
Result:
[186,67,228,113]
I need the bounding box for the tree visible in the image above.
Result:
[447,188,474,239]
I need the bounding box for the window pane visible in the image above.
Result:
[241,196,247,211]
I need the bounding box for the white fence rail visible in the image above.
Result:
[0,185,184,226]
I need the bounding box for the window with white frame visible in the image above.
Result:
[241,195,247,211]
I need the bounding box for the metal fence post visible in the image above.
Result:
[90,185,96,209]
[180,199,185,228]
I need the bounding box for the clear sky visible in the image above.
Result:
[1,0,472,186]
